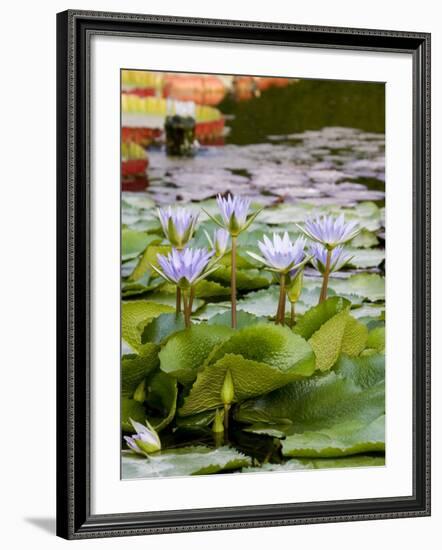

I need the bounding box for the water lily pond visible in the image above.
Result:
[121,76,385,479]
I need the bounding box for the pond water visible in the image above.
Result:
[145,126,384,208]
[140,80,385,209]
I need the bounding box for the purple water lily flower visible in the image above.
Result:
[124,418,161,457]
[217,194,251,229]
[203,194,262,329]
[297,214,359,249]
[247,233,307,273]
[157,206,199,249]
[205,228,230,256]
[309,243,353,274]
[203,193,261,237]
[153,247,215,288]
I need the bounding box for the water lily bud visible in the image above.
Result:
[124,418,161,456]
[212,408,225,434]
[220,370,234,406]
[229,212,242,236]
[214,229,229,256]
[287,269,304,304]
[133,379,146,403]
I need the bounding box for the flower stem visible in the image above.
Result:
[276,273,286,325]
[182,291,191,328]
[176,287,181,316]
[231,236,237,329]
[319,249,332,303]
[223,403,231,432]
[189,286,195,315]
[290,302,296,327]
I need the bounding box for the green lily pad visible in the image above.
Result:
[236,354,385,453]
[121,345,160,398]
[294,297,351,340]
[193,280,231,298]
[141,313,186,344]
[146,371,177,432]
[209,267,272,291]
[301,277,362,306]
[130,244,171,280]
[122,274,164,297]
[121,398,147,432]
[175,410,216,430]
[122,194,156,211]
[194,302,231,321]
[309,311,368,371]
[122,230,157,262]
[208,310,269,329]
[122,301,174,351]
[159,324,234,386]
[366,326,385,353]
[122,446,251,478]
[349,229,379,249]
[236,286,345,320]
[159,280,231,299]
[347,248,385,268]
[180,325,315,416]
[329,273,385,302]
[236,287,280,317]
[243,455,385,473]
[142,292,205,312]
[351,303,385,319]
[282,415,385,458]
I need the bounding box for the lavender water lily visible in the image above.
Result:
[247,233,308,325]
[124,418,161,457]
[157,206,199,315]
[152,247,218,327]
[204,194,262,328]
[297,215,359,302]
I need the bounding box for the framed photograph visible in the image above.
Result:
[56,10,431,539]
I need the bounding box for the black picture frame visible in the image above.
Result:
[56,9,431,540]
